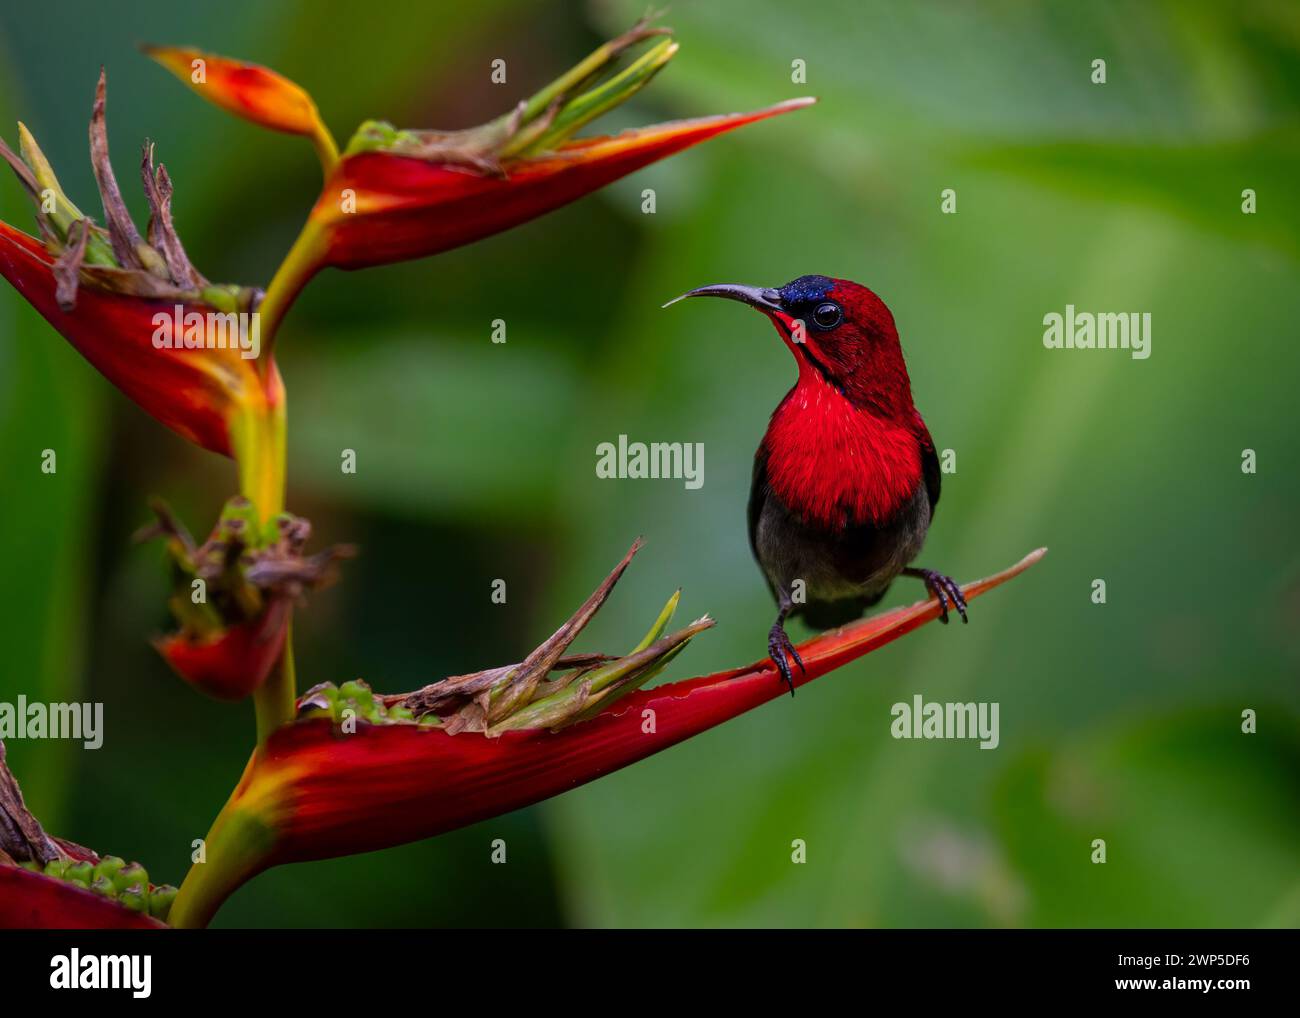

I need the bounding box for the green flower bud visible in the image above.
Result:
[90,875,118,898]
[148,884,177,922]
[298,682,339,715]
[339,679,374,711]
[65,861,94,885]
[387,706,414,722]
[417,713,441,728]
[339,679,381,724]
[93,854,126,882]
[20,859,43,873]
[119,884,149,912]
[114,861,149,892]
[68,878,90,890]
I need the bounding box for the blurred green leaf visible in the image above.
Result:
[287,335,582,523]
[993,708,1300,927]
[605,0,1300,141]
[962,132,1300,258]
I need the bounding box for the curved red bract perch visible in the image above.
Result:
[269,548,1045,862]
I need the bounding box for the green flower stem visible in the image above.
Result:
[168,782,279,929]
[230,336,292,744]
[253,624,296,745]
[256,220,326,361]
[310,124,340,176]
[231,396,286,522]
[234,212,321,742]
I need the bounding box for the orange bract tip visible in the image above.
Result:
[143,44,335,163]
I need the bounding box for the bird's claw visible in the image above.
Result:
[913,568,968,624]
[768,622,805,696]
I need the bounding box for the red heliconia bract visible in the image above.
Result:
[0,221,274,459]
[154,600,290,702]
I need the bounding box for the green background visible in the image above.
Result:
[1,0,1296,927]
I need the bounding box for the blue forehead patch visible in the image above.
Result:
[778,274,834,305]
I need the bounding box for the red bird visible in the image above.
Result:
[667,275,966,694]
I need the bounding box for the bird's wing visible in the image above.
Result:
[746,443,783,604]
[747,442,770,562]
[915,412,942,515]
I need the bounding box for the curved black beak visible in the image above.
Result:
[662,283,783,313]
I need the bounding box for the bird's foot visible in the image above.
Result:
[905,567,968,624]
[768,620,805,696]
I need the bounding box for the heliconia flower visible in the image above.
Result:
[145,17,814,325]
[166,546,1045,928]
[139,498,353,702]
[0,72,272,459]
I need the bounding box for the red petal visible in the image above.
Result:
[0,220,261,457]
[155,601,289,702]
[313,100,814,270]
[0,867,165,929]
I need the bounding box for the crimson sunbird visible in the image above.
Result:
[666,275,966,694]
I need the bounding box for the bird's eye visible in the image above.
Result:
[811,302,842,330]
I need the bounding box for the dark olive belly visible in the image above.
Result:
[752,484,932,611]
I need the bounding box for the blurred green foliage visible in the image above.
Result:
[0,0,1296,927]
